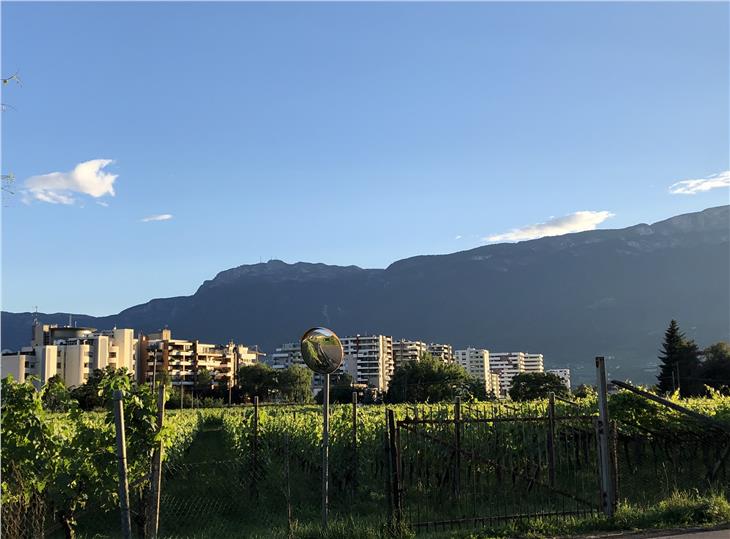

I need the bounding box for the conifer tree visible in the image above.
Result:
[657,319,699,396]
[657,320,685,394]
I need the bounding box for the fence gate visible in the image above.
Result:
[391,401,603,532]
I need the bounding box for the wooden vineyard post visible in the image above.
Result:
[322,373,330,528]
[387,409,402,525]
[352,391,358,497]
[454,396,462,496]
[250,396,259,499]
[547,392,557,488]
[145,383,166,538]
[595,356,615,517]
[113,390,132,539]
[610,420,619,510]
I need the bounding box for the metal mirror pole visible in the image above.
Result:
[322,372,330,528]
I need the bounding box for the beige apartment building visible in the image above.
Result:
[427,343,454,363]
[1,323,135,387]
[136,328,258,389]
[341,334,394,392]
[392,339,429,367]
[488,372,501,397]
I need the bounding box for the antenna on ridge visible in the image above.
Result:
[33,306,39,325]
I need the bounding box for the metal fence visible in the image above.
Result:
[389,399,603,531]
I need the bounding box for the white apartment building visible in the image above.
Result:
[489,352,526,397]
[269,342,304,370]
[137,329,258,389]
[428,343,454,363]
[454,348,499,395]
[454,348,490,380]
[269,341,325,394]
[547,368,571,390]
[392,339,429,367]
[524,353,545,373]
[341,334,394,392]
[2,323,135,387]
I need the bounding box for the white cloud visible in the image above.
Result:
[485,210,615,242]
[668,170,730,195]
[141,214,173,222]
[24,159,117,204]
[96,201,109,207]
[454,235,463,240]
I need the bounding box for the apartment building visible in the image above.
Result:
[392,339,429,367]
[428,343,454,363]
[1,322,135,387]
[341,334,394,392]
[269,342,304,370]
[454,348,490,380]
[454,348,499,395]
[137,329,257,389]
[489,352,526,397]
[488,372,501,398]
[546,368,571,390]
[524,353,545,373]
[269,341,326,393]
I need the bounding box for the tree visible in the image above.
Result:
[508,372,569,402]
[315,373,362,404]
[238,363,277,401]
[195,367,213,391]
[697,342,730,394]
[277,365,313,403]
[573,384,595,399]
[385,355,472,403]
[657,320,700,396]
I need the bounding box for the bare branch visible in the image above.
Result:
[2,72,22,86]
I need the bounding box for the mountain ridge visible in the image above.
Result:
[3,205,728,384]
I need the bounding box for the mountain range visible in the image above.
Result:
[3,205,729,384]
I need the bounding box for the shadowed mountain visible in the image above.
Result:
[3,205,728,384]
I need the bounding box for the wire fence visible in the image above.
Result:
[615,421,730,506]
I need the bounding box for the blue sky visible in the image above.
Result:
[2,2,728,316]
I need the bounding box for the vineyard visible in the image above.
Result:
[2,375,730,538]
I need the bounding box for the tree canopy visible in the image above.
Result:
[385,354,474,403]
[277,365,313,403]
[697,342,730,395]
[508,372,569,401]
[238,363,277,401]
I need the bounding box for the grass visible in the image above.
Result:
[97,490,725,539]
[223,491,730,539]
[416,491,730,539]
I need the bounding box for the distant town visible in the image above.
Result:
[1,320,571,399]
